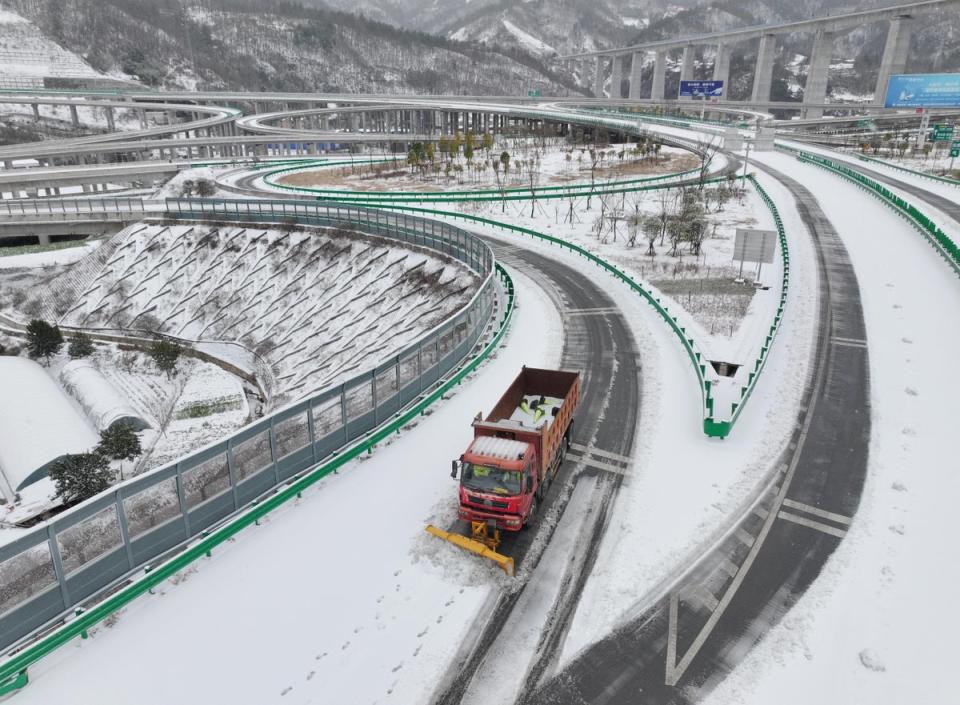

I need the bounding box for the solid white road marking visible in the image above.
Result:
[778,510,848,538]
[666,593,679,684]
[564,307,621,317]
[831,336,868,348]
[570,442,633,464]
[782,498,852,526]
[664,282,837,686]
[566,453,628,476]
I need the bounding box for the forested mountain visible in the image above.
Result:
[2,0,585,95]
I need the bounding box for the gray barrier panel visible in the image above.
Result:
[0,199,496,651]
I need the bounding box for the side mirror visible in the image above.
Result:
[451,460,460,479]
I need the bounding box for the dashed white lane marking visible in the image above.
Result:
[734,528,755,547]
[570,442,632,464]
[778,510,848,539]
[782,498,852,526]
[717,558,739,579]
[688,585,720,612]
[831,336,868,349]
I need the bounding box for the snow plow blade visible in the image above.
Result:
[425,525,515,576]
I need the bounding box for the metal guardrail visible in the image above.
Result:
[790,149,960,276]
[259,161,706,203]
[855,153,960,188]
[0,197,149,218]
[706,176,791,436]
[0,199,498,657]
[0,262,514,696]
[257,171,786,440]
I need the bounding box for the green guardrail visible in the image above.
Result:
[262,166,725,205]
[348,202,728,435]
[585,106,735,129]
[0,264,516,697]
[261,169,790,440]
[706,175,791,437]
[261,161,705,203]
[855,153,960,188]
[794,150,960,277]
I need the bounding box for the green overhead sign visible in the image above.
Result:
[931,124,955,141]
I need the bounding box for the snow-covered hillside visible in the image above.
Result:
[37,223,479,407]
[0,9,110,89]
[2,0,581,95]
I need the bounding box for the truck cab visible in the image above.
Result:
[451,367,580,532]
[457,436,539,531]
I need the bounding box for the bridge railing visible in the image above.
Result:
[0,197,149,218]
[0,199,497,654]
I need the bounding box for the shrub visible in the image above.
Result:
[68,332,95,358]
[49,452,113,503]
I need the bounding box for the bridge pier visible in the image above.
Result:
[594,55,606,98]
[651,50,667,101]
[713,42,732,87]
[876,15,913,104]
[751,34,776,103]
[803,29,835,119]
[628,52,644,99]
[69,104,80,129]
[679,45,695,98]
[610,55,624,99]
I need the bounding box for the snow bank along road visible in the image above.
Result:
[528,160,871,704]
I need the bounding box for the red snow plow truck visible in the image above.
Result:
[427,367,580,575]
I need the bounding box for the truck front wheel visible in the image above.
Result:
[525,498,538,528]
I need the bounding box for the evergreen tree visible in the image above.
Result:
[26,319,63,362]
[149,339,182,376]
[68,332,95,359]
[98,422,143,461]
[49,453,113,503]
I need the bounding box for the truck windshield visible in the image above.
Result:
[462,463,522,496]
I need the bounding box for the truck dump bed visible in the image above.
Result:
[473,367,580,476]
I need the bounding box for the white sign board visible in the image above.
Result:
[724,126,743,152]
[754,127,776,152]
[733,228,777,264]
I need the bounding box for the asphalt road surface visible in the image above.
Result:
[528,161,871,705]
[432,239,642,705]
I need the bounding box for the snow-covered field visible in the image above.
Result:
[11,263,562,705]
[703,151,960,705]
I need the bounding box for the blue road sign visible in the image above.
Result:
[884,73,960,109]
[679,80,724,99]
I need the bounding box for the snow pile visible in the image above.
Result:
[58,359,150,432]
